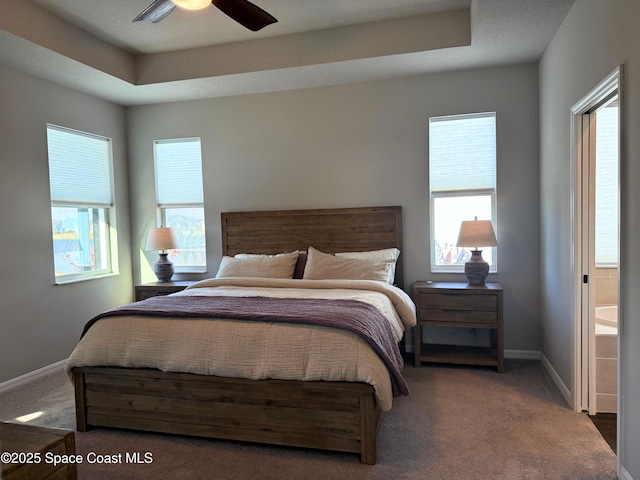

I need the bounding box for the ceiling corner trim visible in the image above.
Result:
[1,0,136,84]
[134,8,472,86]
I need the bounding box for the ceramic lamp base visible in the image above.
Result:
[464,250,489,286]
[154,253,174,282]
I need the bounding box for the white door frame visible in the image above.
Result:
[570,65,623,414]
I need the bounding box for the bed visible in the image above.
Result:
[68,206,415,464]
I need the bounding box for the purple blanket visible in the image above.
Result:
[82,295,409,397]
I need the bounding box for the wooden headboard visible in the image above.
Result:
[221,206,404,288]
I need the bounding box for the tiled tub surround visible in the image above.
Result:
[595,267,618,414]
[595,268,618,306]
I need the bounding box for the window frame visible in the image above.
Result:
[428,112,498,274]
[47,124,117,284]
[153,137,207,273]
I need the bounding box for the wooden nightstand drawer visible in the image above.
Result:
[420,308,498,326]
[135,281,197,301]
[419,292,497,311]
[136,289,166,300]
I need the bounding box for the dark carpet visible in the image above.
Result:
[0,360,617,479]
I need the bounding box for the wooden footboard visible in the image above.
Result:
[72,367,383,464]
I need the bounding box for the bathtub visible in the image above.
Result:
[595,305,618,334]
[595,305,618,413]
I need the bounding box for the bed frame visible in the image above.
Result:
[73,205,403,464]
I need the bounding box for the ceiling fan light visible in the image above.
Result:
[172,0,211,11]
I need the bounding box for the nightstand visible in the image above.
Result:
[1,422,77,480]
[413,281,503,372]
[134,281,197,301]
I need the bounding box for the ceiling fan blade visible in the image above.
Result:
[133,0,177,23]
[212,0,277,31]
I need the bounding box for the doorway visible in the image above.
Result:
[571,66,622,438]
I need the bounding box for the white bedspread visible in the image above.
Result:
[65,278,416,411]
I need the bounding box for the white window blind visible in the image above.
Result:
[595,104,619,266]
[47,125,113,206]
[429,113,496,193]
[155,139,204,205]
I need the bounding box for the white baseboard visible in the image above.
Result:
[619,466,634,480]
[405,345,543,359]
[0,359,67,394]
[504,349,542,360]
[541,353,572,407]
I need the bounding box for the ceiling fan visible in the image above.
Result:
[133,0,277,32]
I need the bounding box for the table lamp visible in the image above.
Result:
[145,227,179,282]
[456,217,497,286]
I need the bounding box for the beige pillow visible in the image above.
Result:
[334,248,400,284]
[302,246,393,282]
[215,251,299,279]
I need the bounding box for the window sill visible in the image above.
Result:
[173,266,207,274]
[54,272,119,285]
[430,269,498,275]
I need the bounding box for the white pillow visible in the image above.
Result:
[302,246,393,282]
[335,248,400,284]
[215,251,299,279]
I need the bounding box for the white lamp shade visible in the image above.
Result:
[146,227,179,251]
[172,0,211,10]
[456,219,497,249]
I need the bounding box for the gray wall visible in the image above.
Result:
[0,62,133,383]
[127,63,541,353]
[540,0,640,477]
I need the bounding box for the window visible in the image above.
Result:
[429,112,497,272]
[47,125,115,282]
[594,101,619,266]
[154,138,206,271]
